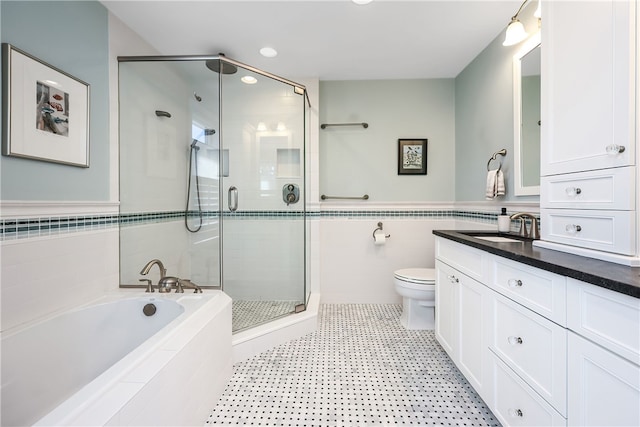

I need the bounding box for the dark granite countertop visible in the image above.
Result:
[433,230,640,299]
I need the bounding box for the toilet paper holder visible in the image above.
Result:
[372,222,391,240]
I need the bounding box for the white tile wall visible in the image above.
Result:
[1,229,119,332]
[319,218,455,304]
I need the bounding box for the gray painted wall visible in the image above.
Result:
[454,4,540,203]
[319,79,455,202]
[1,1,110,201]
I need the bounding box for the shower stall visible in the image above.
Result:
[117,55,309,332]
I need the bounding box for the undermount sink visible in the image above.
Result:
[472,235,523,243]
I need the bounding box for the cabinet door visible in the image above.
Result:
[435,260,457,359]
[568,332,640,427]
[458,273,489,396]
[542,0,635,175]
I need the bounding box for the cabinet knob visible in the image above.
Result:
[508,279,523,288]
[508,336,523,345]
[565,186,582,196]
[508,408,524,418]
[447,275,459,284]
[565,224,582,234]
[605,144,626,154]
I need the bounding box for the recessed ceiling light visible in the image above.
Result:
[352,0,372,4]
[241,76,258,84]
[259,47,278,58]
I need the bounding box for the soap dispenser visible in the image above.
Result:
[497,207,511,232]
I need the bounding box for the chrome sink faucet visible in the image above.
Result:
[510,213,540,240]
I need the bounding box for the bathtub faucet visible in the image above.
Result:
[177,279,203,294]
[157,276,203,293]
[140,259,167,292]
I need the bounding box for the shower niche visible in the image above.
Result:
[118,55,309,332]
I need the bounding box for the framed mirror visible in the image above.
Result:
[513,32,541,196]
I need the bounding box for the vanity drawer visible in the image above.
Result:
[489,352,567,427]
[490,292,567,415]
[540,167,635,210]
[435,237,487,282]
[567,278,640,365]
[540,209,636,255]
[491,256,566,325]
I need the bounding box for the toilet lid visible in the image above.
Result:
[394,268,436,285]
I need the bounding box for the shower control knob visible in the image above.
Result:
[282,183,299,205]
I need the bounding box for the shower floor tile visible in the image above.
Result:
[232,300,301,332]
[207,304,500,426]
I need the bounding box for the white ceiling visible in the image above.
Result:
[101,0,521,81]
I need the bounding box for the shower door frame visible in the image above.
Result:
[217,55,310,329]
[117,54,310,323]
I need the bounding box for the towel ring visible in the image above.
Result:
[487,149,507,171]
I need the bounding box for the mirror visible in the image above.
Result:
[513,32,541,196]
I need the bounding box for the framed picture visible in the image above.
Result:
[2,44,90,167]
[398,139,427,175]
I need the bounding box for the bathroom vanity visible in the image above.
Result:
[433,230,640,427]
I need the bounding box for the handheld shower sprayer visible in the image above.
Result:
[186,139,203,232]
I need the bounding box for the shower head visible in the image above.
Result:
[205,54,238,75]
[204,129,216,136]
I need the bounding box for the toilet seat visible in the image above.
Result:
[394,268,435,285]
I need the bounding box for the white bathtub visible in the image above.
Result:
[1,290,232,426]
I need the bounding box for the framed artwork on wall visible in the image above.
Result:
[2,43,90,167]
[397,138,427,175]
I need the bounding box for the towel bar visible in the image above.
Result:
[487,149,507,171]
[320,122,368,129]
[320,194,369,200]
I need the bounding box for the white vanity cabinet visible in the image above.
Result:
[566,278,640,426]
[539,0,638,261]
[541,0,636,175]
[434,238,490,396]
[434,236,640,427]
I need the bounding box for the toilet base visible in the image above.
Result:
[400,297,435,330]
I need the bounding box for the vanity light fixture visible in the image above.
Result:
[503,0,533,46]
[534,0,541,19]
[241,75,257,84]
[259,47,278,58]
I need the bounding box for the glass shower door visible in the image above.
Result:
[219,65,307,332]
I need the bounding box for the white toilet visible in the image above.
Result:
[393,268,436,330]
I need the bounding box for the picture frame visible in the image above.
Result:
[2,43,90,167]
[397,139,427,175]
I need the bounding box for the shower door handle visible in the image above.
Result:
[228,186,238,212]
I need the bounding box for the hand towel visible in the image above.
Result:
[485,169,505,199]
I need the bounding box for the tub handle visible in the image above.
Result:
[139,278,154,293]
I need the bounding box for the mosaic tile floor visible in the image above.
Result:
[208,304,500,426]
[232,300,302,332]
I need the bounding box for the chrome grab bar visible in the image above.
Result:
[321,194,369,200]
[228,186,238,212]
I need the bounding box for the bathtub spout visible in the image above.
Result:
[140,259,167,278]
